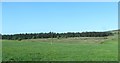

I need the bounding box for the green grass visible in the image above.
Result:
[0,40,2,62]
[2,37,118,61]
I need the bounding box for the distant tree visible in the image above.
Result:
[18,38,22,41]
[57,36,60,39]
[32,36,36,39]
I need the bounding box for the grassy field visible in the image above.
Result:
[2,35,118,61]
[0,40,2,62]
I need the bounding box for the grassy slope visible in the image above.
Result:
[2,35,118,61]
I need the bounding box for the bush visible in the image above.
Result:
[18,38,22,41]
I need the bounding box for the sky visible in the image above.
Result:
[2,2,118,34]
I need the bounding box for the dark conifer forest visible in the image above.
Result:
[2,31,113,40]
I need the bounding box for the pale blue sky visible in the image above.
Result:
[2,2,118,34]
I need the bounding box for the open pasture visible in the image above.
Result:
[2,36,118,61]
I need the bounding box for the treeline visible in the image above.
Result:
[2,32,113,40]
